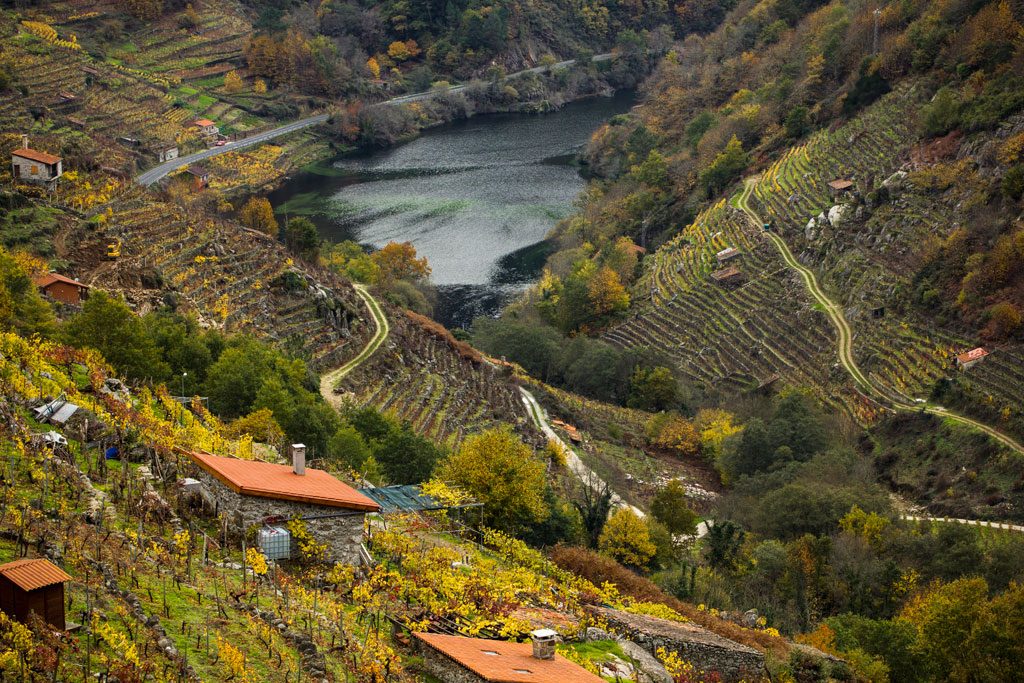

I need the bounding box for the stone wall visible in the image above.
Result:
[193,470,366,565]
[590,607,765,683]
[416,642,487,683]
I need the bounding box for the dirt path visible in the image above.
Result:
[319,284,390,411]
[736,178,1024,457]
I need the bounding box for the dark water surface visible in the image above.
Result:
[269,91,635,328]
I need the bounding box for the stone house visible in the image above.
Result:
[183,447,380,565]
[192,119,219,137]
[32,272,90,305]
[413,631,605,683]
[955,347,989,370]
[589,606,765,682]
[11,136,63,190]
[186,164,210,189]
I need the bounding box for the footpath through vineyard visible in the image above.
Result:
[735,178,1024,458]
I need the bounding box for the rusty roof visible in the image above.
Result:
[956,347,989,363]
[33,272,89,289]
[413,633,605,683]
[185,450,380,511]
[711,265,742,281]
[828,179,854,190]
[0,559,72,591]
[12,148,62,164]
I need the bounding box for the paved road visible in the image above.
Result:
[135,53,615,186]
[519,386,645,518]
[736,178,1024,457]
[136,114,330,186]
[319,284,390,411]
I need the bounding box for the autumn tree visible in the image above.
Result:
[253,78,267,94]
[587,265,630,316]
[366,57,381,80]
[645,412,700,457]
[438,426,549,534]
[371,241,430,284]
[387,39,420,62]
[122,0,163,20]
[225,408,285,449]
[650,480,698,535]
[0,248,56,338]
[239,196,279,237]
[224,69,243,93]
[598,508,656,569]
[699,134,749,195]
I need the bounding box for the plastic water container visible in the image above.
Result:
[258,526,291,560]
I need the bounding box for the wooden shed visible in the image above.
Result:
[0,558,71,630]
[32,272,90,305]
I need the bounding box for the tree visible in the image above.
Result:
[325,241,381,284]
[223,70,243,93]
[283,217,320,260]
[239,196,279,237]
[921,87,960,137]
[627,366,678,411]
[253,78,267,94]
[599,508,656,569]
[122,0,163,20]
[225,408,284,449]
[784,106,810,138]
[898,577,989,682]
[650,480,698,535]
[699,135,749,195]
[371,241,430,284]
[387,39,420,62]
[366,57,381,80]
[0,248,56,338]
[373,423,441,484]
[327,423,371,470]
[573,476,613,547]
[646,412,700,457]
[63,291,169,381]
[587,265,630,317]
[438,426,549,534]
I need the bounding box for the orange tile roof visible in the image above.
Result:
[0,559,72,591]
[413,633,605,683]
[33,272,89,289]
[956,347,988,364]
[185,450,380,511]
[193,119,216,127]
[12,148,62,164]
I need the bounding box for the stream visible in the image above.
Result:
[268,91,635,329]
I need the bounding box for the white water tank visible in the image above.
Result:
[258,526,291,560]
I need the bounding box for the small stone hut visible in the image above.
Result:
[0,558,72,630]
[11,136,63,189]
[183,447,380,565]
[32,272,90,305]
[955,347,989,370]
[413,631,605,683]
[589,606,765,682]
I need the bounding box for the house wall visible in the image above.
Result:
[12,156,61,183]
[417,644,487,683]
[41,282,83,305]
[193,469,367,565]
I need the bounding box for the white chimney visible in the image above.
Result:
[530,629,557,660]
[21,134,29,150]
[291,443,306,475]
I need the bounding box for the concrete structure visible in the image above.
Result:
[11,136,62,189]
[413,631,605,683]
[589,607,765,683]
[182,447,379,564]
[710,265,743,284]
[955,347,989,370]
[192,119,219,137]
[186,164,210,189]
[0,559,72,630]
[716,247,741,263]
[32,272,89,305]
[158,146,179,163]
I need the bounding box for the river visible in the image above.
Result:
[269,91,635,329]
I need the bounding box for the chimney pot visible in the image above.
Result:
[530,629,557,660]
[22,134,29,149]
[291,443,306,475]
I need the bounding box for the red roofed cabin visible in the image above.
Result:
[413,631,606,683]
[11,136,63,189]
[33,272,90,306]
[955,347,989,370]
[0,558,72,630]
[182,446,380,564]
[192,119,219,137]
[827,179,854,197]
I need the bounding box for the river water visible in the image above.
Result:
[269,91,635,329]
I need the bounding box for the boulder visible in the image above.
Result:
[621,639,674,683]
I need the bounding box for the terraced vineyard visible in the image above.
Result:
[603,198,875,421]
[77,185,372,370]
[337,312,533,448]
[751,89,1024,430]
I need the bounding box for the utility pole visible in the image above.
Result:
[872,8,882,56]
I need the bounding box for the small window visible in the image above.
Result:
[512,669,532,674]
[31,165,39,174]
[480,650,500,656]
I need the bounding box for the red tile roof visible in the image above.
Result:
[32,272,89,290]
[0,559,72,591]
[956,347,988,364]
[185,450,380,511]
[414,633,605,683]
[193,119,216,127]
[12,148,62,164]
